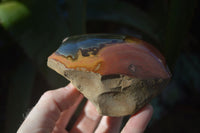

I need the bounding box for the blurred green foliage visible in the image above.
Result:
[0,1,29,29]
[0,0,199,133]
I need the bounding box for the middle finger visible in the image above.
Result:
[70,101,102,133]
[55,93,84,129]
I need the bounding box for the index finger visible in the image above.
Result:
[17,83,83,133]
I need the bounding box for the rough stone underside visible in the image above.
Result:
[48,58,169,116]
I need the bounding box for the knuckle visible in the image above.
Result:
[41,90,54,101]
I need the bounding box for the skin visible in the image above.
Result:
[17,83,153,133]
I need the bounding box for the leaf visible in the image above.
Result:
[4,1,87,132]
[9,0,87,88]
[9,0,68,88]
[0,1,29,29]
[163,0,197,68]
[66,0,87,35]
[87,0,160,42]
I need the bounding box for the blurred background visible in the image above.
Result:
[0,0,200,132]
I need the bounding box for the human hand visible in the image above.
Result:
[17,83,153,133]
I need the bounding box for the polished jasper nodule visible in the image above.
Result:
[47,34,171,116]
